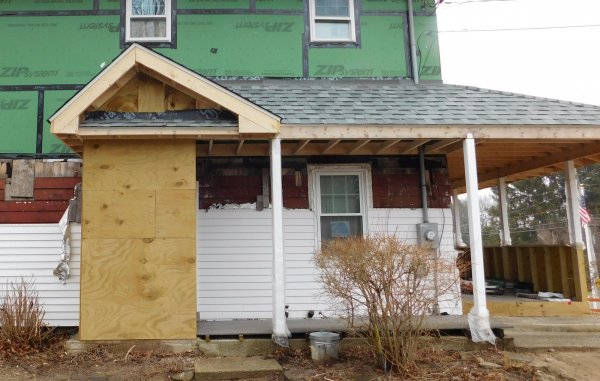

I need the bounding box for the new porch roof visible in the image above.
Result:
[224,79,600,126]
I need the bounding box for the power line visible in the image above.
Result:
[439,24,600,33]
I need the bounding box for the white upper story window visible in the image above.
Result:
[309,0,356,43]
[126,0,171,43]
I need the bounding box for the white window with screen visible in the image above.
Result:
[310,165,369,243]
[126,0,171,43]
[309,0,356,42]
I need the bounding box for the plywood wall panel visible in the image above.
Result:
[83,140,195,191]
[81,139,196,340]
[156,190,196,238]
[82,190,155,239]
[80,238,196,340]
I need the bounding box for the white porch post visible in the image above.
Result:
[463,133,496,344]
[452,189,466,247]
[565,161,584,246]
[270,137,290,346]
[497,177,512,246]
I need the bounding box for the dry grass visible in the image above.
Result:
[0,279,54,356]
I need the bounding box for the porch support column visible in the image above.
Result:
[452,189,466,247]
[564,160,588,302]
[497,177,512,246]
[463,133,496,344]
[565,161,584,246]
[270,137,290,346]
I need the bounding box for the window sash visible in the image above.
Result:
[126,0,171,42]
[310,0,356,42]
[313,169,367,243]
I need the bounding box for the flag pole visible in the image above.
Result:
[580,185,598,310]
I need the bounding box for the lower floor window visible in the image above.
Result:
[311,166,369,242]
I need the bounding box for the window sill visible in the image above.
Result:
[309,41,360,48]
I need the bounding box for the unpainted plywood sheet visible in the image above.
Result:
[156,189,196,238]
[83,140,195,191]
[80,238,196,340]
[82,189,155,239]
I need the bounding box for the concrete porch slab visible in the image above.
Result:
[65,337,197,354]
[197,315,512,336]
[194,357,282,380]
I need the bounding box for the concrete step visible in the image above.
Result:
[507,323,600,333]
[194,356,283,380]
[506,331,600,350]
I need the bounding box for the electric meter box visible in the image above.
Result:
[416,223,439,248]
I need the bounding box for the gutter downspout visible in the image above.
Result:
[408,0,420,84]
[419,145,428,223]
[419,145,439,315]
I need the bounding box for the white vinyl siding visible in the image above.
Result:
[197,209,274,320]
[0,223,81,326]
[196,207,460,320]
[368,208,462,315]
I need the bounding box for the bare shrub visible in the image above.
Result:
[314,235,460,376]
[0,278,54,353]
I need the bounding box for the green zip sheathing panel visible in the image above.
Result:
[99,0,120,10]
[167,15,303,77]
[0,16,121,86]
[309,16,408,78]
[364,0,408,12]
[178,0,250,10]
[0,0,93,11]
[414,15,441,80]
[256,0,303,11]
[0,92,38,154]
[43,90,77,154]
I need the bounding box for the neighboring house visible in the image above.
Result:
[2,1,600,343]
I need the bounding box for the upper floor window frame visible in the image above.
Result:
[309,0,357,44]
[125,0,173,45]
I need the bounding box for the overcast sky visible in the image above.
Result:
[437,0,600,106]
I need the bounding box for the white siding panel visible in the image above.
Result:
[197,207,460,320]
[0,224,81,326]
[368,208,462,315]
[197,209,274,320]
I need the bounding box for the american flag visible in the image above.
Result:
[580,206,592,225]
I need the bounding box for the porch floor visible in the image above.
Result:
[197,315,510,337]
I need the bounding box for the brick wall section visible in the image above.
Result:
[282,172,309,209]
[0,177,80,223]
[197,157,450,210]
[372,167,450,209]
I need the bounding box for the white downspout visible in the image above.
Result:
[408,0,420,84]
[452,189,466,248]
[498,177,512,246]
[270,137,290,346]
[463,133,496,344]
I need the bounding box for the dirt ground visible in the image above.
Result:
[0,336,596,381]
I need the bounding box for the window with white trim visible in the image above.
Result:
[126,0,171,43]
[311,166,369,242]
[309,0,356,43]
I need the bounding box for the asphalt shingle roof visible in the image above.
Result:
[221,79,600,125]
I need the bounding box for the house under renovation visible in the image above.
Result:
[1,1,600,343]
